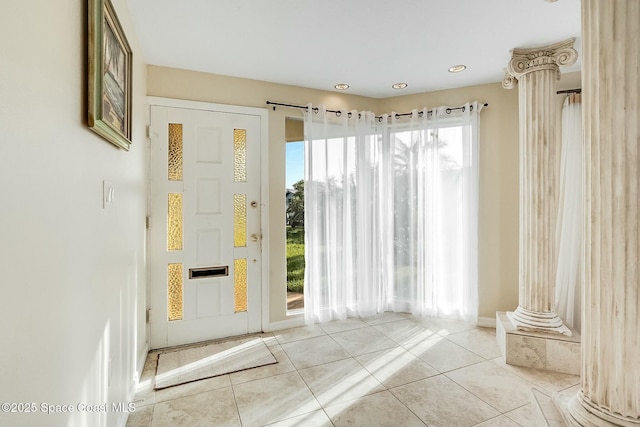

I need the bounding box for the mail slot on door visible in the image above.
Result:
[189,266,229,279]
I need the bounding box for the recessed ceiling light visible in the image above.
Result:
[334,83,349,90]
[392,83,408,89]
[448,65,467,73]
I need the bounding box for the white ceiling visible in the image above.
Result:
[127,0,581,98]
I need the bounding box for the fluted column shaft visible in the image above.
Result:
[569,1,640,425]
[518,70,557,314]
[503,39,577,331]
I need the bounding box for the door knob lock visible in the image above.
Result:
[250,201,258,208]
[251,233,260,242]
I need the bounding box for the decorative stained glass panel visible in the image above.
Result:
[168,193,183,251]
[234,129,247,182]
[234,194,246,247]
[168,123,183,181]
[168,263,183,321]
[234,258,247,312]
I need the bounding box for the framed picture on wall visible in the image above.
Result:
[88,0,132,150]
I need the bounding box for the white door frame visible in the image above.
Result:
[146,96,270,346]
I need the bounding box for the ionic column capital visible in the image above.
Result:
[502,38,578,89]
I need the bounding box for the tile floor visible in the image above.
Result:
[127,313,580,427]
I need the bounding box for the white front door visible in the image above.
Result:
[149,101,264,348]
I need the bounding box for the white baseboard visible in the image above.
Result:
[128,343,149,401]
[477,316,496,328]
[121,343,150,427]
[135,343,150,384]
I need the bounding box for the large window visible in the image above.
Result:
[285,119,305,311]
[302,104,481,324]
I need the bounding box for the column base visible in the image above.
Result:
[496,312,580,375]
[550,391,640,427]
[509,306,572,336]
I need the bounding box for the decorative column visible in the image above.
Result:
[567,0,640,425]
[502,38,577,334]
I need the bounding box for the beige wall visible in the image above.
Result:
[0,0,148,425]
[285,118,304,142]
[148,65,581,324]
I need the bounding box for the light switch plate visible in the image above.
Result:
[103,180,114,208]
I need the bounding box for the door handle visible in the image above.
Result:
[251,233,261,242]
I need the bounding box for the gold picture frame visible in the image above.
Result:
[88,0,132,150]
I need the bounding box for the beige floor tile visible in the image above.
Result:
[415,316,477,335]
[229,344,295,385]
[137,313,583,427]
[372,319,440,345]
[558,383,580,397]
[233,371,321,426]
[324,390,427,427]
[446,361,535,413]
[263,410,333,427]
[548,390,578,427]
[489,357,580,394]
[473,414,522,427]
[281,335,351,369]
[391,374,500,427]
[362,311,409,325]
[150,387,240,427]
[447,327,502,359]
[405,336,484,372]
[273,325,326,344]
[319,317,369,334]
[504,404,535,427]
[530,388,566,426]
[154,337,276,389]
[125,405,153,427]
[154,374,231,404]
[355,346,439,388]
[331,326,399,356]
[399,312,417,320]
[298,358,385,407]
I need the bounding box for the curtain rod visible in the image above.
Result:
[265,101,488,121]
[556,88,581,94]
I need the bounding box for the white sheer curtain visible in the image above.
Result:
[303,103,480,324]
[555,94,583,330]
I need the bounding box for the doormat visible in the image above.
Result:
[154,336,277,390]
